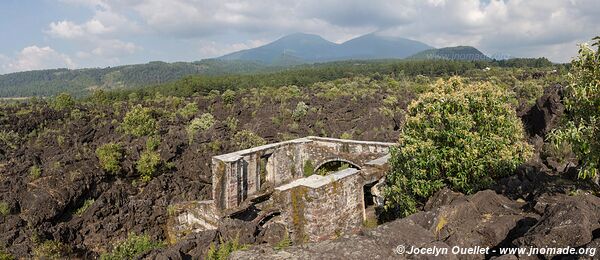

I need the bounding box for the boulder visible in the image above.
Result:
[520,84,564,138]
[514,194,600,259]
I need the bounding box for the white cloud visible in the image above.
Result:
[23,0,600,72]
[91,39,141,56]
[1,46,75,74]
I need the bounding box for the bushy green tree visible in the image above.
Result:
[136,150,161,182]
[222,89,236,104]
[121,105,157,137]
[178,102,199,119]
[96,143,123,174]
[385,77,532,217]
[51,92,75,110]
[187,113,216,143]
[292,101,309,121]
[233,130,266,150]
[549,37,600,180]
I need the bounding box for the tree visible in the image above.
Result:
[385,77,532,217]
[121,105,157,137]
[51,92,75,110]
[549,36,600,181]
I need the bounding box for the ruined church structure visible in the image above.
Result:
[168,136,393,243]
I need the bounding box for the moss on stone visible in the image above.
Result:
[303,160,314,177]
[290,187,308,243]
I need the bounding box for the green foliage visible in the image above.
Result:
[385,77,533,217]
[274,233,292,250]
[224,116,239,131]
[303,160,314,177]
[33,240,71,259]
[292,101,309,121]
[145,135,161,151]
[51,92,75,110]
[187,113,216,143]
[339,132,352,139]
[96,143,123,174]
[178,102,198,119]
[0,249,14,260]
[74,199,95,216]
[121,105,157,137]
[0,201,9,217]
[100,233,163,260]
[232,130,266,150]
[136,150,161,182]
[0,130,20,150]
[549,37,600,180]
[221,89,236,104]
[29,165,42,180]
[206,237,247,260]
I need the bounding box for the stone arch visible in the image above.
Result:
[313,157,362,173]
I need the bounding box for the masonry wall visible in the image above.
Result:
[273,172,365,243]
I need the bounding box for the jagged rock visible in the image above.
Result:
[423,188,463,211]
[217,218,259,245]
[257,222,287,245]
[140,230,217,260]
[411,190,534,260]
[520,84,564,138]
[231,218,456,260]
[514,194,600,259]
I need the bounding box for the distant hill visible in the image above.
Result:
[0,60,272,97]
[408,46,491,61]
[219,33,433,65]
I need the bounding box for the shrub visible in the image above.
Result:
[385,77,532,217]
[33,240,71,259]
[206,237,247,260]
[29,165,42,179]
[549,37,600,180]
[292,102,309,121]
[233,130,266,150]
[225,116,239,131]
[145,135,161,151]
[0,130,20,150]
[187,113,216,143]
[136,150,161,182]
[96,143,123,174]
[0,201,9,217]
[74,199,95,216]
[51,92,75,110]
[0,249,14,260]
[222,89,236,104]
[340,132,352,139]
[121,105,157,137]
[178,102,198,119]
[100,233,163,260]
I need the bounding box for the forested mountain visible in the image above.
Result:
[0,60,271,97]
[218,33,433,65]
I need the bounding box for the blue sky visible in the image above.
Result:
[1,0,599,74]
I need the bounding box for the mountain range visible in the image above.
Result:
[219,33,441,65]
[0,32,496,97]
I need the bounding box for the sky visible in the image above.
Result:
[0,0,598,74]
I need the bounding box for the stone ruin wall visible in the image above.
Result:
[272,169,365,243]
